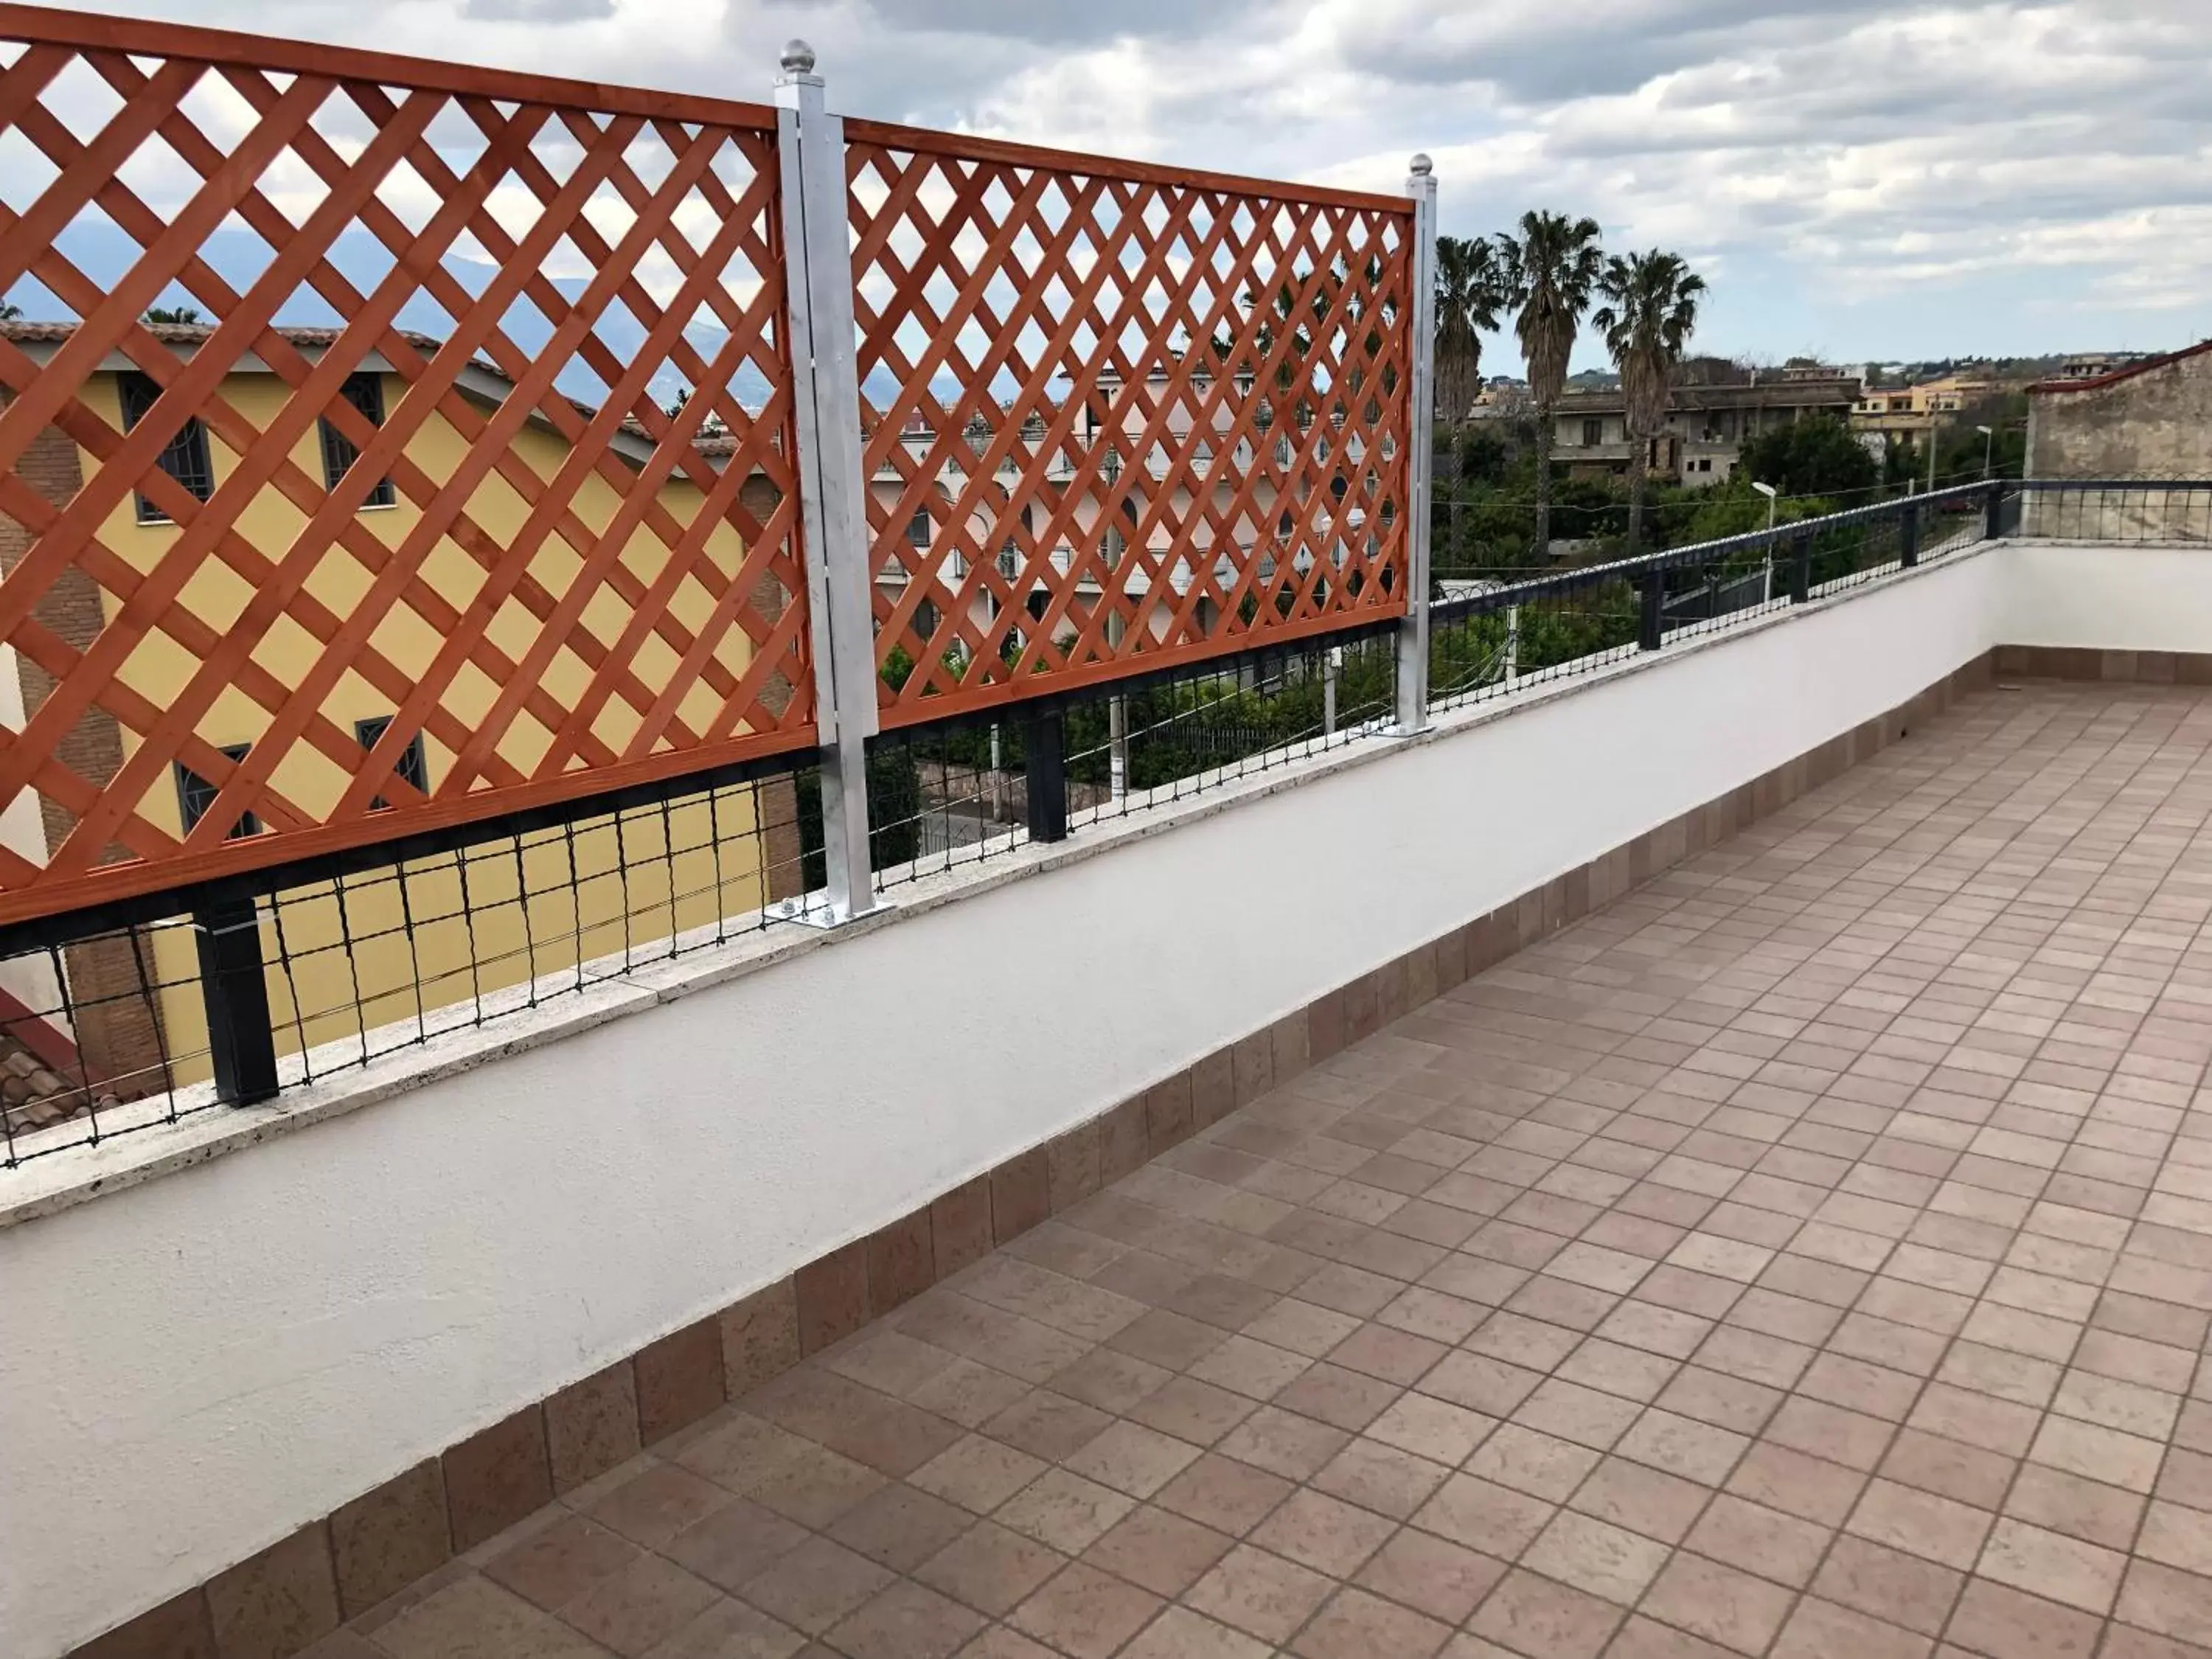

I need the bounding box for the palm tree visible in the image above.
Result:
[143,305,204,326]
[1433,234,1507,426]
[0,301,20,322]
[1495,212,1603,560]
[1593,249,1707,556]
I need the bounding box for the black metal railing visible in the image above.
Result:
[864,622,1403,878]
[2003,479,2212,544]
[9,473,2207,1169]
[0,763,817,1167]
[1430,481,1999,713]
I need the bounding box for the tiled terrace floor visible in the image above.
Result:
[334,681,2212,1659]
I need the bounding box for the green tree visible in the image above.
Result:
[1593,249,1705,556]
[1933,395,2027,484]
[1494,212,1604,562]
[1431,234,1510,571]
[1452,425,1514,487]
[0,300,20,322]
[1672,473,1818,546]
[1739,416,1878,500]
[143,305,206,326]
[1433,234,1508,425]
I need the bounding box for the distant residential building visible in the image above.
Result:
[0,319,796,1095]
[1467,380,1530,420]
[1551,366,1861,490]
[1850,372,2012,444]
[2027,340,2212,480]
[2053,352,2151,382]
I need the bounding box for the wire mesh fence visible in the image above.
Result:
[1432,483,1991,713]
[1428,465,2008,577]
[855,721,1025,891]
[0,762,816,1166]
[863,624,1402,877]
[18,471,2212,1169]
[1065,629,1400,829]
[2011,481,2212,543]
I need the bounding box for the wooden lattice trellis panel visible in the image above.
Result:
[0,7,813,926]
[844,121,1414,728]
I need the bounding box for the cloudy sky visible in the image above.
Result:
[43,0,2212,372]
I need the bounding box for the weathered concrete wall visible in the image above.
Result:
[2028,344,2212,479]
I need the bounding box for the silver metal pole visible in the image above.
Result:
[776,41,878,922]
[1324,644,1340,734]
[1394,153,1438,736]
[1503,605,1520,685]
[989,723,1004,820]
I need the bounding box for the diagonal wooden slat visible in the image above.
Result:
[0,8,813,926]
[842,128,1414,728]
[0,3,1404,928]
[44,58,622,780]
[0,87,459,853]
[170,108,688,852]
[19,97,587,874]
[338,85,801,714]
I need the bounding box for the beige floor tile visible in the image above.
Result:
[1183,1543,1336,1644]
[327,687,2212,1659]
[1521,1510,1672,1604]
[1638,1554,1795,1655]
[1974,1517,2126,1614]
[914,1520,1066,1618]
[1008,1562,1162,1659]
[1352,1527,1507,1624]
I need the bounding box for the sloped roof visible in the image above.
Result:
[1,319,745,465]
[1,319,448,353]
[2029,338,2212,395]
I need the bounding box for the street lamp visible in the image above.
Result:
[1751,479,1778,533]
[1753,481,1778,602]
[1976,424,1994,481]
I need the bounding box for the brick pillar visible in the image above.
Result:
[0,392,171,1098]
[759,771,804,905]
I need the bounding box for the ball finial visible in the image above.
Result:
[1409,153,1433,177]
[780,38,817,74]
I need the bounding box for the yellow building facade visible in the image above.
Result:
[0,334,793,1093]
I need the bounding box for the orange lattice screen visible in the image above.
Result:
[0,7,812,926]
[844,122,1415,728]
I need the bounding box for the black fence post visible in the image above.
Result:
[1789,532,1812,605]
[1899,501,1920,568]
[1984,480,2005,541]
[1024,706,1068,844]
[1637,569,1663,652]
[193,893,279,1106]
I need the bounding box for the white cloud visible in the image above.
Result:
[13,0,2212,360]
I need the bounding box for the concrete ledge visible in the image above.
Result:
[0,541,2000,1234]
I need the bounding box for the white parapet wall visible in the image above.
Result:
[1999,538,2212,655]
[0,538,2087,1658]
